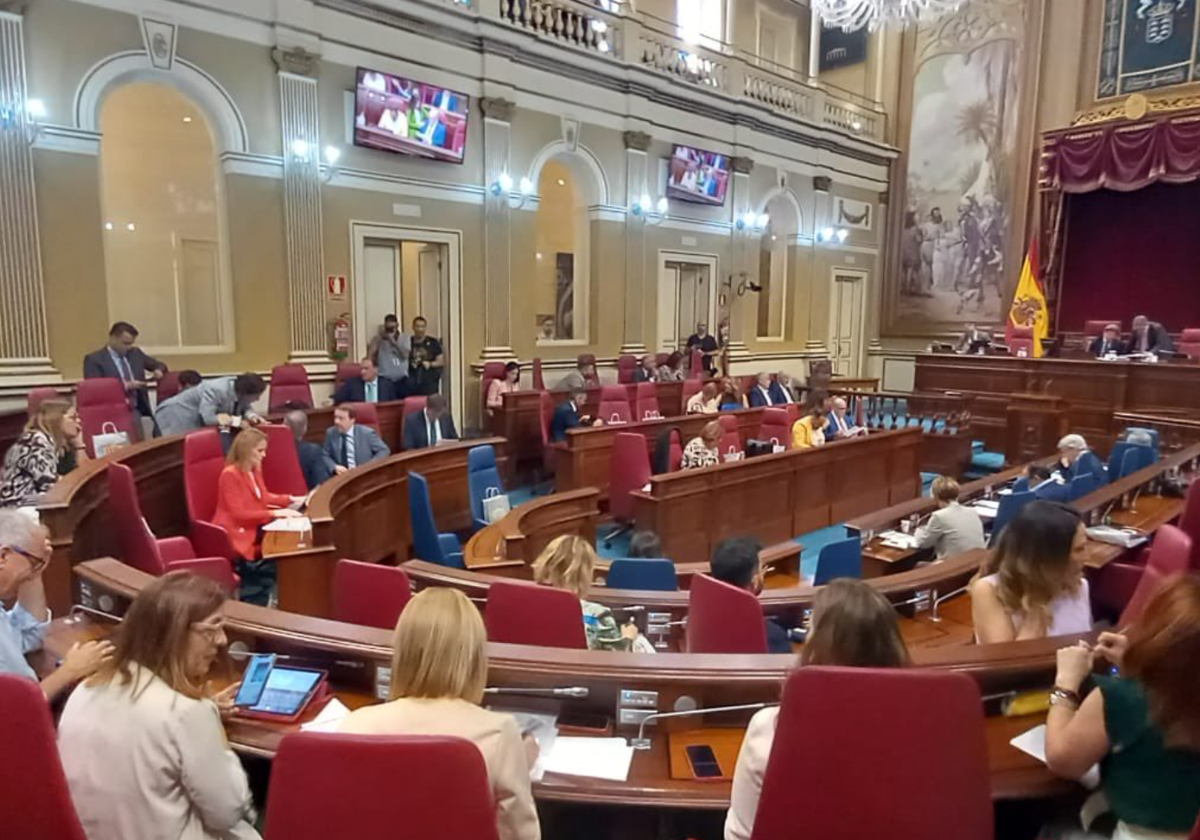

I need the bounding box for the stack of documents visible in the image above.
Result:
[1085,525,1147,549]
[971,499,1000,520]
[541,738,635,782]
[300,698,351,733]
[263,516,312,533]
[1010,724,1100,789]
[878,530,919,550]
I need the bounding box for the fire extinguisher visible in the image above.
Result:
[331,314,352,360]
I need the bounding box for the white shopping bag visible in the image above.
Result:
[722,446,743,463]
[482,486,511,524]
[92,422,130,458]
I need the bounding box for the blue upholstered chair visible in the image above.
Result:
[606,558,679,592]
[1124,427,1160,453]
[989,490,1035,546]
[813,538,862,585]
[409,471,463,568]
[467,445,504,532]
[1011,477,1030,494]
[1068,472,1104,502]
[1034,480,1070,503]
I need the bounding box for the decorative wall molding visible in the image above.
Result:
[834,196,873,230]
[479,96,516,122]
[623,130,652,151]
[527,139,610,205]
[813,175,832,191]
[271,46,320,78]
[731,156,755,174]
[33,124,102,156]
[139,17,177,70]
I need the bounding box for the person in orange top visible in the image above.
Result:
[212,427,303,604]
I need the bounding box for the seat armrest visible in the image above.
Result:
[1091,562,1144,620]
[189,520,236,561]
[156,536,197,563]
[165,557,239,594]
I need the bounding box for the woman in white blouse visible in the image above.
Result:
[681,420,722,470]
[58,573,259,840]
[725,579,910,840]
[339,588,540,840]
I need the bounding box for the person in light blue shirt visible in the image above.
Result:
[0,510,112,699]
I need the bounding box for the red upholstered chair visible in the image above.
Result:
[27,387,59,416]
[616,354,638,384]
[269,363,314,411]
[0,675,89,840]
[757,408,791,449]
[783,403,801,427]
[1007,326,1035,358]
[606,433,652,548]
[401,396,427,432]
[750,668,992,840]
[182,429,238,561]
[108,462,237,591]
[1179,480,1200,570]
[484,581,587,648]
[687,574,767,653]
[263,733,502,840]
[531,357,546,391]
[260,423,308,496]
[668,428,683,472]
[1179,328,1200,359]
[480,361,506,426]
[156,371,183,404]
[76,378,138,458]
[351,402,380,433]
[718,413,742,459]
[635,382,661,421]
[331,559,412,630]
[335,361,361,389]
[655,352,670,367]
[538,390,557,482]
[1114,525,1193,627]
[597,385,632,426]
[681,377,703,406]
[1084,320,1121,341]
[688,348,703,378]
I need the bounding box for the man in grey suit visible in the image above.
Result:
[913,476,986,560]
[1130,315,1175,354]
[82,322,168,420]
[322,404,390,475]
[155,373,266,436]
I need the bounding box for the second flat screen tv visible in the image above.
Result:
[354,67,468,164]
[666,145,729,206]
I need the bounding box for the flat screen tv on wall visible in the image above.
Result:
[353,67,469,164]
[666,145,729,206]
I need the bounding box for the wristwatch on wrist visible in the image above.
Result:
[1049,686,1082,709]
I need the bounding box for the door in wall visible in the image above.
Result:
[658,257,715,351]
[830,270,866,377]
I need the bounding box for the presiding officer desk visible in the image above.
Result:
[66,557,1084,807]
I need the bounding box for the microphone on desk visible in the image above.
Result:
[227,642,367,670]
[483,686,590,699]
[629,700,777,750]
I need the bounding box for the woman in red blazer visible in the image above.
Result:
[213,427,303,604]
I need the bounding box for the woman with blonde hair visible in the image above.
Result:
[212,427,303,604]
[0,399,88,507]
[532,535,638,651]
[339,588,540,840]
[725,579,909,840]
[681,420,722,470]
[58,572,259,840]
[970,500,1092,644]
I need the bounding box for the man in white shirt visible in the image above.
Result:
[401,394,459,450]
[0,510,111,700]
[825,397,866,440]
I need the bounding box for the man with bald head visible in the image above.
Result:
[284,410,333,489]
[825,396,866,440]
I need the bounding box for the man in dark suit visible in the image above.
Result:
[748,373,774,408]
[333,357,399,405]
[709,536,792,654]
[768,372,797,405]
[550,388,598,442]
[1089,324,1126,358]
[1130,315,1175,354]
[285,410,333,489]
[322,404,390,475]
[82,321,168,420]
[955,322,992,354]
[632,355,657,383]
[401,393,459,450]
[1056,433,1107,486]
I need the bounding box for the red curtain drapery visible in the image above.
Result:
[1042,113,1200,194]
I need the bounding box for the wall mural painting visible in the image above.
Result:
[890,0,1029,333]
[1098,0,1199,98]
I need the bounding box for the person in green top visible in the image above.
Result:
[532,535,640,652]
[1046,575,1200,840]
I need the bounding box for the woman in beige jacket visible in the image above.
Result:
[339,588,541,840]
[58,573,259,840]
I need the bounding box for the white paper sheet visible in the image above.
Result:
[541,737,634,782]
[878,530,919,550]
[263,516,312,533]
[1009,724,1101,789]
[300,698,351,733]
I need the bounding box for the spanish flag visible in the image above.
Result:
[1006,238,1049,358]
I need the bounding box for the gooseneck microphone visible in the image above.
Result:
[226,642,367,670]
[629,702,776,750]
[483,686,590,699]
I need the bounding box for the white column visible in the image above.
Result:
[274,48,330,369]
[480,97,516,361]
[0,11,57,381]
[621,130,651,356]
[725,156,754,357]
[808,9,822,81]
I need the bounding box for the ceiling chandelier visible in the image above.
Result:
[812,0,966,31]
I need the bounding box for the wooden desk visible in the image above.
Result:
[633,428,922,563]
[67,559,1086,803]
[556,408,765,498]
[914,354,1200,453]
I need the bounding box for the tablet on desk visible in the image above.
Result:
[237,666,327,724]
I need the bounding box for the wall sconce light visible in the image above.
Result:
[631,193,668,225]
[289,140,342,182]
[491,171,534,208]
[0,97,45,146]
[290,138,311,161]
[321,145,341,183]
[735,211,770,233]
[816,227,850,244]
